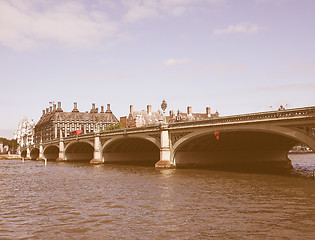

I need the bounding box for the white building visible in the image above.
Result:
[14,117,35,153]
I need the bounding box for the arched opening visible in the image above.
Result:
[289,144,313,154]
[65,142,94,162]
[44,146,59,161]
[21,150,27,158]
[174,131,299,172]
[103,137,160,166]
[30,148,39,160]
[288,144,314,176]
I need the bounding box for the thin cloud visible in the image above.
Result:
[257,83,315,91]
[0,0,119,51]
[122,0,225,23]
[213,22,266,36]
[68,70,134,83]
[0,0,227,50]
[163,58,191,66]
[207,62,248,72]
[269,61,315,79]
[168,61,248,80]
[288,61,315,73]
[254,0,285,4]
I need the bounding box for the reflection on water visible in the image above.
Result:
[0,154,314,239]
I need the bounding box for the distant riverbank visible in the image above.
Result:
[0,154,22,160]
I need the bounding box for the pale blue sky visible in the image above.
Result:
[1,0,315,138]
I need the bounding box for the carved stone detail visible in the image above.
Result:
[149,134,160,142]
[171,132,192,145]
[101,138,109,146]
[292,126,315,138]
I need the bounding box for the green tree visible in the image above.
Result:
[0,137,17,152]
[104,122,124,131]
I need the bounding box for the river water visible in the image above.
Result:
[1,154,315,239]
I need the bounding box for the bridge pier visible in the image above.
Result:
[90,133,102,164]
[56,132,66,162]
[36,139,45,161]
[155,124,174,168]
[25,145,31,160]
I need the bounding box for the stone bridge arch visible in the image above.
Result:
[44,145,59,161]
[64,140,94,162]
[102,135,160,150]
[30,148,39,160]
[21,149,27,159]
[173,125,315,152]
[102,136,160,166]
[172,125,315,169]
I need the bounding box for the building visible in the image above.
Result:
[126,105,163,128]
[14,117,35,153]
[168,106,219,123]
[34,102,118,143]
[124,104,219,128]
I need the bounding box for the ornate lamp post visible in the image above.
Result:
[155,99,173,168]
[161,99,167,123]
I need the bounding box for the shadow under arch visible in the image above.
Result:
[102,137,160,166]
[21,150,27,158]
[65,141,94,162]
[44,145,59,161]
[30,148,39,160]
[173,129,304,172]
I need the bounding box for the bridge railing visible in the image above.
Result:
[169,106,315,127]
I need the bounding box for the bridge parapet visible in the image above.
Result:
[168,106,315,128]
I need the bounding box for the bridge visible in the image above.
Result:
[20,106,315,169]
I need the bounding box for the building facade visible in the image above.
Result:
[168,106,219,123]
[14,117,35,153]
[124,104,219,128]
[126,105,163,128]
[34,102,118,143]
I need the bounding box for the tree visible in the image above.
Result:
[104,122,124,131]
[0,137,17,153]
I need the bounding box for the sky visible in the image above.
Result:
[0,0,315,139]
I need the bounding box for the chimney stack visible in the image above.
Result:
[42,110,45,115]
[106,104,112,113]
[147,105,152,115]
[187,106,192,116]
[46,108,49,114]
[96,108,99,113]
[169,110,174,118]
[100,106,104,113]
[130,105,133,114]
[49,106,52,112]
[53,104,56,111]
[56,102,63,112]
[90,103,97,113]
[72,102,79,112]
[206,107,211,116]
